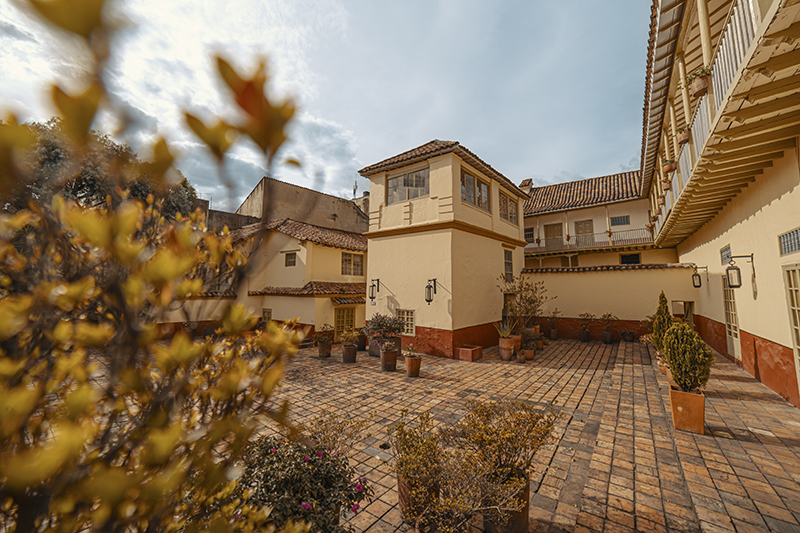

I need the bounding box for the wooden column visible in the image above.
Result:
[696,0,717,116]
[677,55,696,168]
[669,101,684,193]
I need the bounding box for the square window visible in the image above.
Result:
[499,192,517,225]
[720,245,732,265]
[620,253,640,265]
[397,309,415,336]
[610,216,630,226]
[387,168,430,205]
[262,308,272,321]
[341,252,364,276]
[285,252,296,267]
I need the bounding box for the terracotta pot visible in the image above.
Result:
[658,361,667,375]
[510,334,522,352]
[523,325,540,338]
[515,349,526,363]
[670,387,705,434]
[485,474,530,533]
[543,337,550,346]
[667,368,679,389]
[397,474,439,524]
[602,330,613,344]
[657,197,666,206]
[677,129,690,144]
[690,75,708,98]
[342,345,357,364]
[368,336,401,357]
[662,163,677,174]
[405,355,421,377]
[458,345,483,362]
[536,339,544,350]
[549,328,558,340]
[318,342,332,358]
[579,330,590,342]
[621,331,636,343]
[498,337,514,361]
[357,333,367,351]
[380,349,398,371]
[524,348,535,361]
[662,181,671,190]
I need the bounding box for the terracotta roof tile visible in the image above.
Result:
[249,282,366,297]
[521,263,694,274]
[189,289,237,299]
[331,297,366,305]
[230,218,367,252]
[523,171,642,216]
[358,140,528,199]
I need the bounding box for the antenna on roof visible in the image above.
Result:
[353,176,358,199]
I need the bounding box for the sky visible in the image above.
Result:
[0,1,652,212]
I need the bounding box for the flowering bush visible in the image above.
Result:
[233,435,373,533]
[362,314,404,337]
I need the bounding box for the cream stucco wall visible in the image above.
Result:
[366,231,453,331]
[676,144,800,349]
[527,267,697,321]
[257,295,316,324]
[307,243,366,284]
[243,232,307,295]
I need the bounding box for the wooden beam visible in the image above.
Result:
[723,93,800,123]
[735,75,800,103]
[697,161,771,175]
[715,110,800,140]
[694,168,764,180]
[706,140,794,163]
[763,21,800,45]
[708,125,800,153]
[697,154,781,171]
[749,48,800,77]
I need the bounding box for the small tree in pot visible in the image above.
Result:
[341,327,360,363]
[663,322,714,434]
[599,313,618,344]
[497,275,554,339]
[314,323,334,357]
[578,312,595,342]
[363,314,404,357]
[546,308,561,340]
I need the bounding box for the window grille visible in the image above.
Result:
[620,253,640,265]
[524,228,534,243]
[397,309,415,336]
[341,253,364,276]
[504,250,513,281]
[285,252,296,267]
[610,216,630,226]
[721,245,732,264]
[779,228,800,256]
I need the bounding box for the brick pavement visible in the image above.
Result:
[268,339,800,533]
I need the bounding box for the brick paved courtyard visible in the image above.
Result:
[270,340,800,533]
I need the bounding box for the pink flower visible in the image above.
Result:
[351,503,360,514]
[304,455,310,462]
[317,450,324,458]
[271,448,276,454]
[301,502,312,511]
[355,481,363,492]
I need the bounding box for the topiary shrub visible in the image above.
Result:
[663,322,714,392]
[651,291,673,359]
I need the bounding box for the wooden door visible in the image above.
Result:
[574,220,594,248]
[722,277,742,361]
[334,307,355,342]
[544,223,563,251]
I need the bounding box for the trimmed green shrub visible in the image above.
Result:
[663,322,714,392]
[651,291,673,358]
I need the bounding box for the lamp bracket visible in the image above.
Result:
[427,279,437,294]
[371,279,380,292]
[729,254,755,276]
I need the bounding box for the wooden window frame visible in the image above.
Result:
[341,252,364,276]
[285,252,296,267]
[620,253,641,265]
[610,215,630,226]
[504,250,513,281]
[461,170,490,213]
[499,191,518,225]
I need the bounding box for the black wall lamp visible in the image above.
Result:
[369,279,380,302]
[692,266,708,288]
[726,254,754,289]
[425,279,437,305]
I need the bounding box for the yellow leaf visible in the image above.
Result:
[0,421,85,490]
[73,322,114,346]
[184,113,236,160]
[63,384,97,420]
[27,0,105,38]
[0,384,39,438]
[176,278,203,299]
[261,361,284,396]
[0,295,33,341]
[220,304,257,336]
[141,138,174,187]
[52,83,102,145]
[65,206,112,249]
[141,247,197,287]
[153,332,206,372]
[145,423,183,465]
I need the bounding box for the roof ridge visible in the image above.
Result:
[277,218,366,237]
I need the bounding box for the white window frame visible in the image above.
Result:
[461,171,490,212]
[397,309,415,336]
[779,227,800,256]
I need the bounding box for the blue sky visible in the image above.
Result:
[1,1,651,212]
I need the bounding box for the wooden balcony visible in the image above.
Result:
[652,0,800,246]
[524,228,654,256]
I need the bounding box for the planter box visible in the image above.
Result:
[690,75,708,98]
[670,387,705,435]
[457,345,483,362]
[677,129,690,144]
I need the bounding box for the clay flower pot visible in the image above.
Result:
[662,163,677,173]
[579,330,590,342]
[510,334,522,352]
[677,129,690,144]
[318,341,332,358]
[404,354,421,377]
[515,350,526,363]
[549,328,558,340]
[536,338,544,350]
[342,345,357,364]
[602,330,613,344]
[662,181,671,190]
[485,473,530,533]
[498,337,514,361]
[356,333,367,351]
[690,75,708,98]
[657,197,666,206]
[380,348,398,371]
[670,388,706,434]
[524,348,535,361]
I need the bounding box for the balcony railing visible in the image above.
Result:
[657,0,759,235]
[525,228,653,254]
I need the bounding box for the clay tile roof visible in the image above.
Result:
[331,297,366,305]
[189,289,238,299]
[230,218,367,252]
[249,282,366,297]
[523,171,642,216]
[520,263,694,274]
[358,140,528,199]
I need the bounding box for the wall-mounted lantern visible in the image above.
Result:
[369,279,380,302]
[726,254,754,289]
[692,266,708,288]
[425,279,437,305]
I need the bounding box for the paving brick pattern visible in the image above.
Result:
[268,339,800,533]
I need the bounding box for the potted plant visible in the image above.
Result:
[657,194,666,206]
[676,125,690,145]
[379,340,399,372]
[578,312,595,342]
[521,340,536,361]
[494,318,517,361]
[599,313,618,344]
[663,322,714,434]
[535,334,544,351]
[341,327,359,364]
[404,344,422,377]
[314,323,334,358]
[662,158,676,174]
[686,65,712,98]
[363,314,404,357]
[650,292,674,357]
[620,329,636,342]
[650,215,658,223]
[498,275,553,342]
[546,308,561,340]
[661,178,671,191]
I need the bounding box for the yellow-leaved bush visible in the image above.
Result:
[0,0,307,531]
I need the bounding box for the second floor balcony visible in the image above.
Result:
[524,228,653,256]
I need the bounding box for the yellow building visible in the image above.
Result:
[628,0,800,407]
[359,140,528,358]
